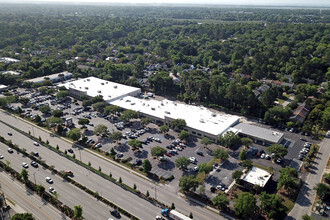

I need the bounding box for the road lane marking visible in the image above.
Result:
[0,176,54,220]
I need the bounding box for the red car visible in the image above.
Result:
[166,152,172,157]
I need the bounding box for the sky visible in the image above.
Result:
[1,0,330,7]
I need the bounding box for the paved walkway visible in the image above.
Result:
[286,138,330,220]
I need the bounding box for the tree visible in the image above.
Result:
[201,137,213,149]
[179,130,190,141]
[198,162,213,174]
[67,128,81,141]
[109,131,122,143]
[241,137,253,148]
[239,150,247,160]
[218,131,241,148]
[142,159,152,173]
[151,146,167,157]
[52,109,63,117]
[242,159,253,169]
[175,157,190,169]
[234,192,257,219]
[94,124,108,136]
[179,175,199,192]
[39,105,51,114]
[56,90,69,100]
[121,110,138,122]
[213,194,229,211]
[73,205,83,219]
[19,97,30,106]
[20,168,29,183]
[259,192,287,219]
[159,125,169,134]
[232,170,243,181]
[267,144,288,159]
[314,183,330,200]
[128,139,142,150]
[104,105,121,116]
[170,119,186,131]
[34,114,41,123]
[36,185,45,195]
[78,118,90,125]
[212,148,229,161]
[140,117,152,126]
[12,213,34,220]
[92,102,106,113]
[277,166,299,190]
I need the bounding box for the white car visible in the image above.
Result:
[33,142,39,146]
[22,162,29,168]
[0,154,3,159]
[45,177,53,183]
[189,157,197,163]
[192,166,199,172]
[8,148,13,153]
[260,153,265,159]
[49,187,56,194]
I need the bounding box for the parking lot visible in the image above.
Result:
[7,86,322,199]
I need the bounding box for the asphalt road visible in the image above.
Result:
[0,142,123,220]
[286,137,330,220]
[0,170,66,220]
[0,113,161,219]
[0,111,224,220]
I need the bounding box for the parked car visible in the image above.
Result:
[33,142,39,146]
[7,132,12,136]
[68,148,74,153]
[189,157,197,163]
[196,151,204,156]
[7,148,13,153]
[192,166,199,172]
[0,154,3,159]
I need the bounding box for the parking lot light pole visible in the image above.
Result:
[78,148,82,161]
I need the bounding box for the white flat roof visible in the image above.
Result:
[110,96,240,137]
[233,123,284,143]
[26,71,73,83]
[62,77,141,102]
[242,166,272,187]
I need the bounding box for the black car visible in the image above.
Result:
[68,148,74,153]
[111,209,120,218]
[34,152,39,157]
[196,151,204,156]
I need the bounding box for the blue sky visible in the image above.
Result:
[2,0,330,6]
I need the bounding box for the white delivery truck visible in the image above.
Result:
[161,209,192,220]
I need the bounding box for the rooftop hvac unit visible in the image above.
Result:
[108,95,111,97]
[97,90,101,93]
[106,82,108,84]
[200,119,205,123]
[212,113,216,117]
[101,82,104,85]
[151,107,155,110]
[165,111,170,114]
[85,87,88,90]
[114,85,117,88]
[87,78,90,81]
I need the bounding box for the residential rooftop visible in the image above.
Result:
[61,77,141,102]
[0,70,21,75]
[242,166,272,187]
[110,96,240,137]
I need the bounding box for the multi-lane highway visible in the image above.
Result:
[0,142,129,220]
[0,170,66,220]
[0,113,162,219]
[0,110,223,220]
